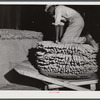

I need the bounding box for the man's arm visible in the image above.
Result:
[54,25,64,43]
[54,7,64,43]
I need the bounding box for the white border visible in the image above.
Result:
[0,1,100,5]
[0,91,100,98]
[0,1,100,99]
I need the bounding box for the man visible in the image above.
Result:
[45,5,86,44]
[45,5,98,50]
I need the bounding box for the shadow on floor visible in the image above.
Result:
[4,69,45,90]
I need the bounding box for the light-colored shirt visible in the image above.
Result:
[54,5,77,26]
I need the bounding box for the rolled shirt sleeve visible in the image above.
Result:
[54,7,65,26]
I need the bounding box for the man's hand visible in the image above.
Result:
[55,40,61,44]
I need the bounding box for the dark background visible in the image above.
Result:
[0,5,100,42]
[20,5,100,43]
[1,5,100,90]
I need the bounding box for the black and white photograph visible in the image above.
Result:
[0,2,100,96]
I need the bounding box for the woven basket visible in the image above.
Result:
[36,41,98,79]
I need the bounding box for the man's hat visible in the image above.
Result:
[45,5,53,12]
